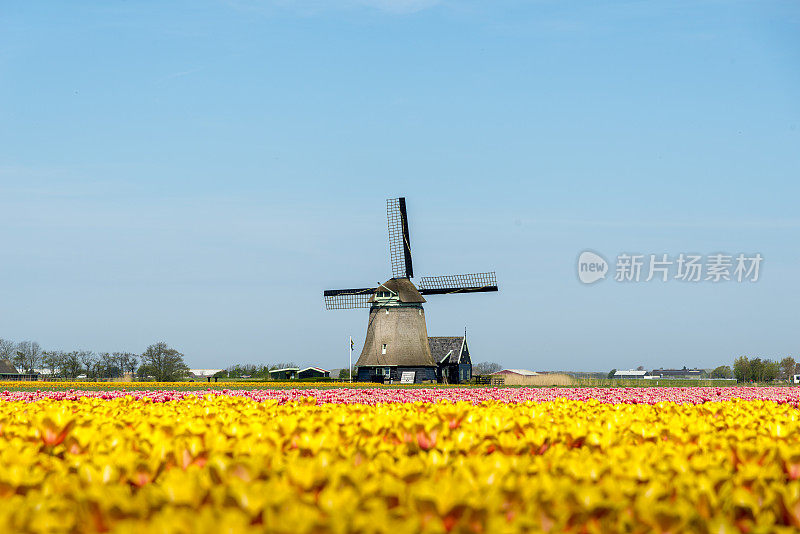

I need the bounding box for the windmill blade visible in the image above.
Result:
[323,287,375,309]
[418,272,498,295]
[387,197,413,278]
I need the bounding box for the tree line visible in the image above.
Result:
[0,338,188,382]
[733,356,798,383]
[473,362,503,375]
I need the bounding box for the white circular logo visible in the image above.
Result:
[577,251,608,284]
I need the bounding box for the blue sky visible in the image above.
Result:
[1,0,798,371]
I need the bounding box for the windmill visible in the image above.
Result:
[323,197,498,383]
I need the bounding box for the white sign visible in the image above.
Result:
[400,371,415,384]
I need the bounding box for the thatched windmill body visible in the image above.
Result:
[324,198,498,383]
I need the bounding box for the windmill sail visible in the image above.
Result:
[323,287,375,309]
[387,197,413,279]
[418,272,498,295]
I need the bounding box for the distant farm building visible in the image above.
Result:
[650,368,703,379]
[613,370,648,379]
[429,335,472,384]
[491,369,538,385]
[298,367,330,379]
[0,358,19,377]
[269,367,300,380]
[188,369,223,381]
[0,358,38,381]
[494,369,539,377]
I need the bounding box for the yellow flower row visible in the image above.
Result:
[2,397,800,533]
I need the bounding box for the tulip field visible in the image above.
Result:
[3,386,800,533]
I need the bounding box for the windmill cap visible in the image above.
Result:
[369,278,426,304]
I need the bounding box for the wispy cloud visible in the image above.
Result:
[157,67,205,83]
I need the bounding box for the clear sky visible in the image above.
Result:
[1,0,798,371]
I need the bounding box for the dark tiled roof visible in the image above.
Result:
[0,358,19,374]
[428,337,465,364]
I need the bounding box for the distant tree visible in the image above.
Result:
[474,362,502,375]
[79,351,99,379]
[127,353,139,375]
[62,352,83,379]
[636,365,645,371]
[710,365,733,379]
[733,356,749,382]
[137,364,155,380]
[764,360,780,382]
[114,352,138,376]
[14,341,42,373]
[41,350,65,378]
[140,342,188,382]
[227,364,258,379]
[41,351,57,377]
[0,338,17,361]
[57,351,67,378]
[252,365,271,379]
[338,367,355,380]
[607,369,617,379]
[750,358,765,382]
[780,357,796,380]
[97,352,122,379]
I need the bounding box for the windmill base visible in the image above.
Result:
[356,366,437,384]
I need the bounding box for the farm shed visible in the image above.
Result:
[491,369,538,385]
[298,367,330,379]
[613,370,648,379]
[490,369,576,386]
[269,367,299,380]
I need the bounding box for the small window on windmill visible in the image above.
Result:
[382,344,387,354]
